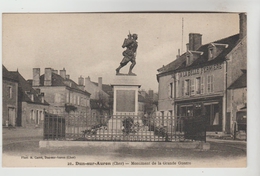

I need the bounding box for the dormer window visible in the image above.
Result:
[187,55,191,65]
[31,94,34,102]
[209,48,214,59]
[186,51,193,66]
[208,44,216,60]
[208,43,228,61]
[186,51,203,66]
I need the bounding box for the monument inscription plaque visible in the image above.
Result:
[116,90,135,112]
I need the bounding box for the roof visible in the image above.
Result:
[228,71,247,89]
[157,54,186,74]
[138,94,145,102]
[92,81,113,95]
[39,73,91,96]
[157,34,240,76]
[9,71,49,105]
[2,65,18,82]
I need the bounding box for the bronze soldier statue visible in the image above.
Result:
[116,33,138,75]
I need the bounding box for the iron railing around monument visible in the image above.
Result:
[43,113,206,142]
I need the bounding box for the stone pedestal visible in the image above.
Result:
[107,75,141,133]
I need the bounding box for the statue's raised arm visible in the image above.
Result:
[116,33,138,76]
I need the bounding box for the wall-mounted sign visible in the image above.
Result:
[179,63,222,78]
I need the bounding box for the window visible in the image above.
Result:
[8,86,12,99]
[168,83,173,98]
[207,75,214,93]
[187,106,193,117]
[55,93,61,103]
[31,94,34,102]
[73,95,76,105]
[209,48,214,59]
[196,77,201,94]
[187,56,190,65]
[190,79,195,95]
[70,94,73,104]
[66,92,69,103]
[185,79,190,96]
[169,110,173,117]
[77,96,80,105]
[181,80,185,96]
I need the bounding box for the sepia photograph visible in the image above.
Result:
[1,12,248,168]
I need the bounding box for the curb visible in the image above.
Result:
[39,140,210,151]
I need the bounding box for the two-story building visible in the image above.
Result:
[2,65,18,127]
[84,76,111,117]
[157,13,247,134]
[31,68,91,117]
[11,70,49,128]
[228,69,247,134]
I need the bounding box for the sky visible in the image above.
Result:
[2,13,239,91]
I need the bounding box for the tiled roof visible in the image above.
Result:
[39,73,90,96]
[2,65,18,82]
[158,34,240,75]
[9,71,49,105]
[228,71,247,89]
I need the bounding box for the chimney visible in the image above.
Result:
[85,76,92,97]
[60,68,66,79]
[239,13,247,39]
[32,68,40,86]
[78,76,84,86]
[53,70,58,74]
[148,90,154,98]
[98,77,102,90]
[85,76,91,87]
[44,68,52,86]
[176,49,180,59]
[78,76,85,90]
[186,43,189,52]
[85,76,91,83]
[189,33,202,51]
[66,75,70,80]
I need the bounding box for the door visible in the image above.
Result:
[204,103,222,131]
[8,108,16,126]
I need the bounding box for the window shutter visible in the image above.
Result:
[207,75,210,93]
[211,75,214,92]
[201,77,204,94]
[181,80,185,96]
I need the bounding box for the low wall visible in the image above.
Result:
[39,140,210,150]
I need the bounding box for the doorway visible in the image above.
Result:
[8,107,16,126]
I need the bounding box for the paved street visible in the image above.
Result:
[2,127,246,167]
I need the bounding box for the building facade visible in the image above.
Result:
[228,70,247,134]
[2,65,18,127]
[31,68,91,117]
[12,71,49,127]
[84,76,111,117]
[157,13,247,134]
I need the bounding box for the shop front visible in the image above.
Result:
[176,96,223,132]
